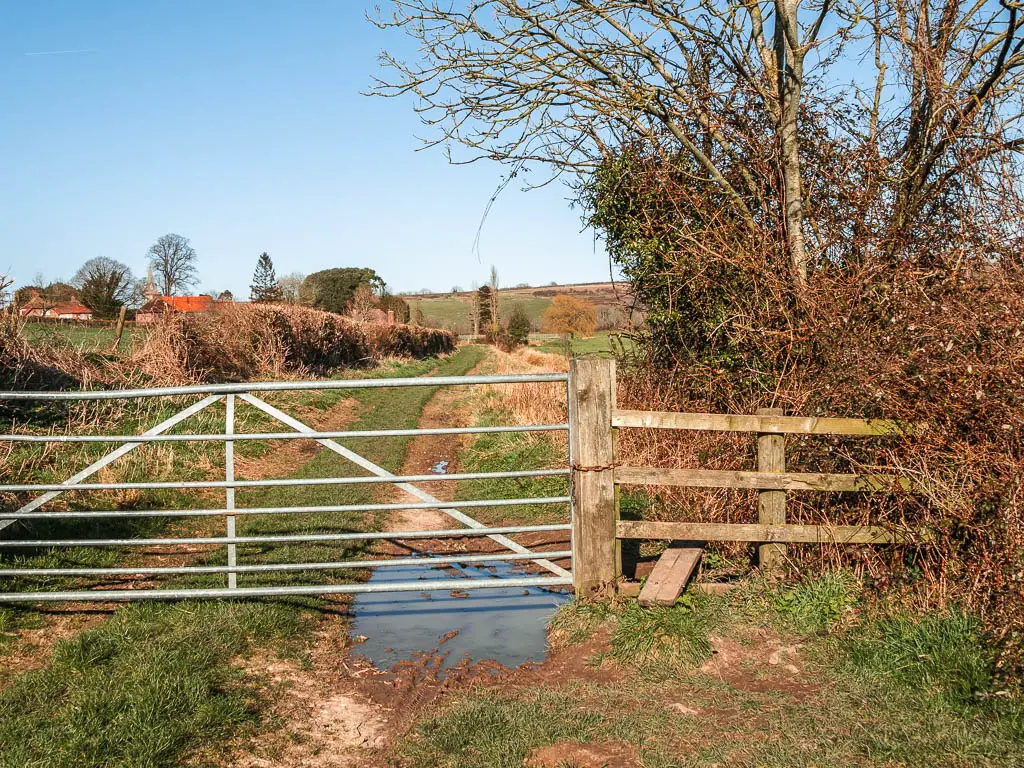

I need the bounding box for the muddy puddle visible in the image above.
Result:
[349,559,569,674]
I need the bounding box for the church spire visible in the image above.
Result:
[143,266,159,303]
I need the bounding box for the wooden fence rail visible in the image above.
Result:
[570,358,921,595]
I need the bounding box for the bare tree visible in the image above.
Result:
[0,272,12,306]
[373,1,1024,292]
[488,265,499,328]
[147,233,198,295]
[72,257,137,319]
[277,272,305,304]
[348,284,378,321]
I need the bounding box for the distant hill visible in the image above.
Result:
[403,281,639,334]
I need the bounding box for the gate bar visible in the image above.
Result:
[0,372,569,401]
[0,550,574,577]
[0,575,574,602]
[0,468,570,493]
[0,424,569,443]
[0,395,224,534]
[240,393,572,579]
[0,522,571,548]
[225,394,237,589]
[1,496,572,520]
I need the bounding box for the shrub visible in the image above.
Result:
[298,268,382,314]
[541,295,597,336]
[378,294,411,323]
[506,304,531,345]
[595,150,1024,683]
[136,304,456,384]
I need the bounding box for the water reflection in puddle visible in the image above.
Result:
[349,559,570,674]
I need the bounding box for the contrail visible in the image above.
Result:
[24,49,96,57]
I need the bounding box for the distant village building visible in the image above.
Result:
[18,290,93,320]
[136,268,227,325]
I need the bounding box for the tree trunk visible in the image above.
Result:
[776,0,808,291]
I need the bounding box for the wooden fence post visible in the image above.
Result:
[570,357,617,594]
[756,407,787,575]
[110,305,127,352]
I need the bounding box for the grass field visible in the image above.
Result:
[0,346,485,768]
[399,578,1024,768]
[406,282,631,333]
[21,322,144,352]
[2,343,1021,767]
[536,330,637,358]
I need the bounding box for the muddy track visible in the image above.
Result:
[223,350,580,767]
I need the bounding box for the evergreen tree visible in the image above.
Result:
[476,285,494,328]
[250,252,283,303]
[507,303,531,345]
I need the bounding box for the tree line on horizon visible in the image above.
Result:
[8,233,415,322]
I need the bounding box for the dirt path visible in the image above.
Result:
[384,362,483,536]
[221,358,493,767]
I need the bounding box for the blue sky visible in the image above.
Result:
[0,1,608,298]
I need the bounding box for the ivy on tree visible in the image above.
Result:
[250,252,283,303]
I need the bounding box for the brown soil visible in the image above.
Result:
[221,620,388,768]
[525,740,641,768]
[384,385,474,536]
[700,629,818,697]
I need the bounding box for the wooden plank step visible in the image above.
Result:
[638,544,703,606]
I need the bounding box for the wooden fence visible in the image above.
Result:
[569,358,921,595]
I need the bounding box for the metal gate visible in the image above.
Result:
[0,373,574,602]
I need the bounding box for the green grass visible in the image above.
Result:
[0,346,488,767]
[22,322,144,352]
[407,295,556,333]
[609,596,724,672]
[735,570,863,635]
[0,601,307,768]
[401,689,609,768]
[406,297,474,330]
[400,682,686,768]
[399,580,1024,768]
[536,330,635,358]
[837,610,999,705]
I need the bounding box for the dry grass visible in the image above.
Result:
[482,346,568,426]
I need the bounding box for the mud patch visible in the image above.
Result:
[525,740,641,768]
[700,631,817,696]
[227,630,387,767]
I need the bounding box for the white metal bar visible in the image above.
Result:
[0,575,574,602]
[2,497,572,520]
[0,424,569,443]
[240,393,572,578]
[225,394,237,589]
[0,373,570,401]
[0,550,574,577]
[0,469,569,493]
[0,395,224,534]
[0,523,571,548]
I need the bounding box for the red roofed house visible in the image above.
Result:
[18,290,93,320]
[136,268,223,325]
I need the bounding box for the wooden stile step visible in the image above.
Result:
[638,543,703,606]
